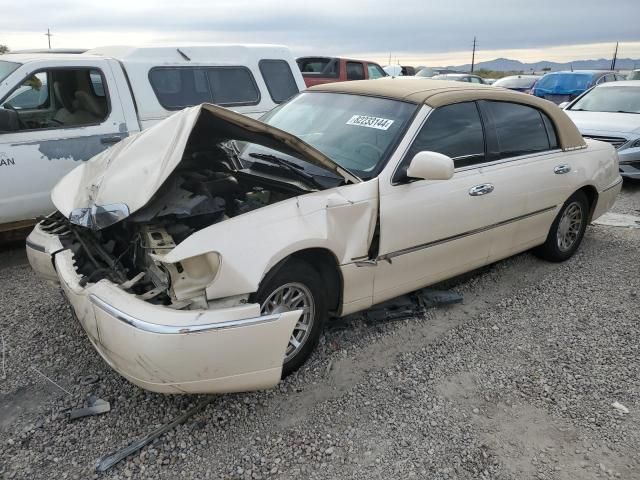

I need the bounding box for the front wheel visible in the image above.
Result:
[253,260,327,377]
[534,191,589,262]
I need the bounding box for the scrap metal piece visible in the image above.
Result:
[414,288,464,308]
[95,398,212,473]
[69,397,111,420]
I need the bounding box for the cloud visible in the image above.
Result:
[1,0,639,64]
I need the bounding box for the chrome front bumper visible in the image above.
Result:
[26,223,300,394]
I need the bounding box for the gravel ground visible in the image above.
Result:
[1,181,639,479]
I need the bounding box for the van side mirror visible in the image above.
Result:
[0,108,20,133]
[406,151,454,181]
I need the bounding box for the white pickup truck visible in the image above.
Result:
[0,45,305,233]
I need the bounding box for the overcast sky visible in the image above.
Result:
[2,0,639,66]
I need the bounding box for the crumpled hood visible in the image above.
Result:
[565,110,640,136]
[52,103,360,224]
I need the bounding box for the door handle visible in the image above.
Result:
[100,135,124,145]
[468,183,494,196]
[554,164,571,174]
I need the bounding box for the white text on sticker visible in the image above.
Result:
[346,115,394,131]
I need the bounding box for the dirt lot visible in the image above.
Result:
[1,182,639,480]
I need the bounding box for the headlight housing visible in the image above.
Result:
[163,252,221,302]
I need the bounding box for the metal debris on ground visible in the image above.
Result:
[611,401,630,414]
[330,288,463,328]
[69,395,111,420]
[364,288,463,323]
[79,374,100,386]
[95,397,213,473]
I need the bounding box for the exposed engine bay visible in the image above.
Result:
[43,144,308,308]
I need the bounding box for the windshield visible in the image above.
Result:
[535,73,593,94]
[0,60,20,83]
[628,71,640,81]
[493,76,538,89]
[416,68,437,78]
[569,86,640,114]
[240,92,417,180]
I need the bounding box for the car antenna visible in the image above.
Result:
[176,48,191,61]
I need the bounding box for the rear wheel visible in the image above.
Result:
[534,191,589,262]
[254,260,327,377]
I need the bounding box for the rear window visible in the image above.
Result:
[149,67,260,109]
[535,73,593,94]
[297,58,338,76]
[493,76,538,89]
[259,60,299,103]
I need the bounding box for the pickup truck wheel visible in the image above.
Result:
[255,260,327,377]
[534,191,588,262]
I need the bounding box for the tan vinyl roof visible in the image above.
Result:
[309,78,586,151]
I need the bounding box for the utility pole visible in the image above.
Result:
[611,42,619,71]
[471,36,477,73]
[45,28,53,49]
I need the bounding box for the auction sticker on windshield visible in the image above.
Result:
[346,115,394,130]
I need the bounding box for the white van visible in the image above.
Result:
[0,44,305,232]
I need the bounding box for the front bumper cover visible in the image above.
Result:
[26,224,300,394]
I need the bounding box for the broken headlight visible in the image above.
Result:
[164,252,221,303]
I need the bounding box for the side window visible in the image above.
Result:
[483,101,552,158]
[149,67,260,110]
[259,60,299,103]
[0,68,109,131]
[367,63,386,79]
[346,62,365,81]
[542,114,559,149]
[469,76,482,84]
[206,67,260,106]
[403,102,485,171]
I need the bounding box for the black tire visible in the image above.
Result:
[253,259,327,377]
[534,190,589,262]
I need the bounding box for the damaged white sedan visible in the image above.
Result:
[27,79,622,393]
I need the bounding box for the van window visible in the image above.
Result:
[0,68,109,132]
[483,101,553,158]
[259,60,299,103]
[149,67,260,109]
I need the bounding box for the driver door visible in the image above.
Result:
[373,102,505,303]
[0,59,128,230]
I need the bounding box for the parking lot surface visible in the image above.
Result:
[1,182,639,480]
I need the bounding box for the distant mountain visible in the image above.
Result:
[439,57,640,73]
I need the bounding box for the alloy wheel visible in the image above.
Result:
[260,282,315,362]
[556,201,583,252]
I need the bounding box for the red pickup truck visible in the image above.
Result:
[296,56,387,87]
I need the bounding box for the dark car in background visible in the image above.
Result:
[296,56,387,87]
[432,73,487,84]
[492,74,540,93]
[532,70,625,104]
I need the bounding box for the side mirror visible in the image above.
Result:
[558,101,570,109]
[0,108,20,132]
[406,151,454,181]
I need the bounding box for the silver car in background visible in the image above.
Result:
[564,81,640,180]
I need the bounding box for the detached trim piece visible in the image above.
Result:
[89,294,284,334]
[377,205,557,262]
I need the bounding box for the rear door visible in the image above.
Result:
[477,100,571,260]
[0,59,128,230]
